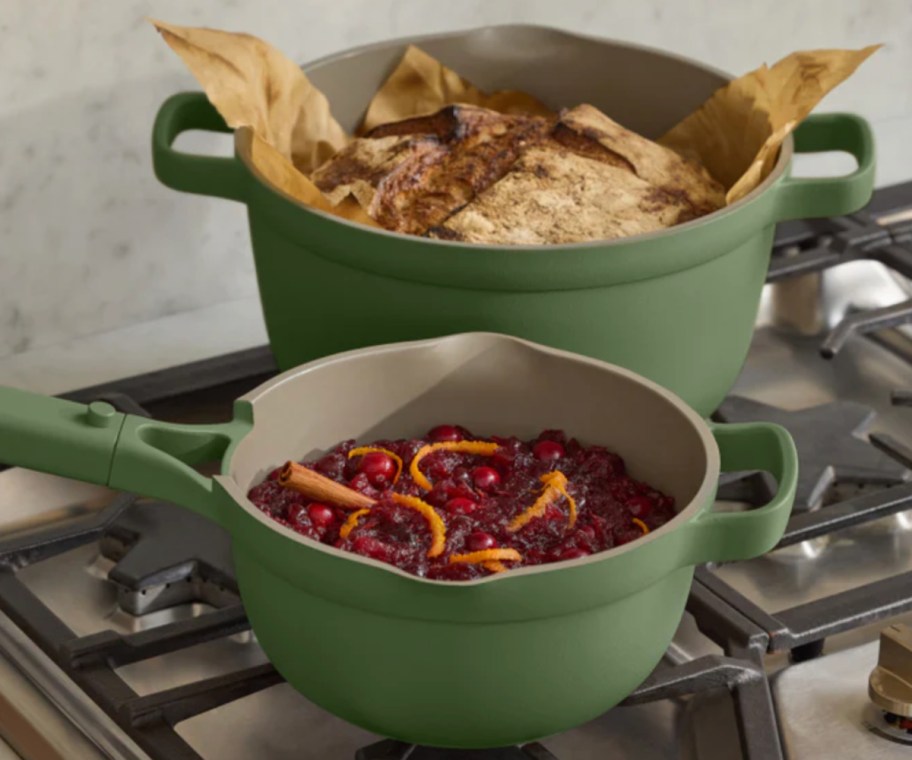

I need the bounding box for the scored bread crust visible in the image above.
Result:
[429,147,694,245]
[311,103,725,244]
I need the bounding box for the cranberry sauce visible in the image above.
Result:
[247,426,676,580]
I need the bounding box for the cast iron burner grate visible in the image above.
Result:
[101,501,237,615]
[767,205,912,358]
[714,396,908,511]
[693,418,912,663]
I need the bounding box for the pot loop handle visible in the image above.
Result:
[680,422,798,566]
[773,112,875,222]
[152,91,248,203]
[0,387,253,528]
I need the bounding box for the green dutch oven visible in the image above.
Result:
[152,25,874,416]
[0,334,796,747]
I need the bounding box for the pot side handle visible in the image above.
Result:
[0,387,252,528]
[772,112,875,222]
[152,91,248,203]
[680,422,798,566]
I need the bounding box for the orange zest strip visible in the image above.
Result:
[339,508,370,539]
[347,446,403,484]
[390,493,447,558]
[543,471,577,528]
[507,471,575,532]
[483,561,508,573]
[409,440,499,491]
[449,548,523,565]
[632,518,650,535]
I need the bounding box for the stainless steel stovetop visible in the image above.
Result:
[5,185,912,759]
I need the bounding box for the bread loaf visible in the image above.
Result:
[312,103,725,244]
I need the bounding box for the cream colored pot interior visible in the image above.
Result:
[304,25,725,138]
[226,334,716,525]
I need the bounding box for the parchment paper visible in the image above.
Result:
[152,20,878,222]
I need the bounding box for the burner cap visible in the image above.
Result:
[863,703,912,745]
[100,500,236,615]
[869,624,912,717]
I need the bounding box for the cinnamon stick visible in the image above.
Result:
[278,461,376,510]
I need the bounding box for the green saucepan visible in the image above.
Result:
[151,25,874,416]
[0,334,796,747]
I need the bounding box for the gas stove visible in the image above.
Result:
[6,185,912,759]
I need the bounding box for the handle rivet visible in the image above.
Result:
[87,401,117,428]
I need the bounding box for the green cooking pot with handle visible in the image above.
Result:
[151,25,875,416]
[0,334,796,747]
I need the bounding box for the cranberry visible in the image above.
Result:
[286,502,308,524]
[307,503,335,527]
[250,427,677,579]
[428,425,462,442]
[472,466,501,490]
[467,531,497,551]
[533,440,565,461]
[627,495,652,518]
[356,452,396,487]
[559,547,590,561]
[446,497,478,515]
[315,453,345,479]
[352,536,390,562]
[348,472,373,493]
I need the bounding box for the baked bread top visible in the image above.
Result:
[312,103,725,244]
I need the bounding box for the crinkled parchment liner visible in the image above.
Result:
[152,20,878,227]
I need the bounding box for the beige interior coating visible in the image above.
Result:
[224,335,718,546]
[302,26,728,138]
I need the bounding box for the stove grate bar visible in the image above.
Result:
[731,672,784,760]
[873,244,912,279]
[777,480,912,546]
[117,662,282,729]
[686,581,770,663]
[820,298,912,359]
[0,570,81,652]
[0,493,135,569]
[62,346,278,407]
[696,476,912,656]
[62,604,250,668]
[622,654,763,703]
[695,568,791,645]
[766,246,845,282]
[773,569,912,651]
[623,653,783,760]
[891,389,912,407]
[766,212,892,283]
[869,432,912,470]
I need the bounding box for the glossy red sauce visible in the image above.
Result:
[247,426,676,580]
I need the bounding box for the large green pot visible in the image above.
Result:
[0,334,797,747]
[151,25,875,416]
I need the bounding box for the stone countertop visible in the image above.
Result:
[0,297,268,395]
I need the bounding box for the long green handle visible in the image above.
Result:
[0,387,252,526]
[0,389,125,486]
[152,91,248,203]
[680,422,798,566]
[773,112,875,222]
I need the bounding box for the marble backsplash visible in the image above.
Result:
[1,0,910,360]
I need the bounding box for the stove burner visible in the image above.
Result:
[355,741,556,760]
[100,500,236,615]
[715,396,908,511]
[862,703,912,745]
